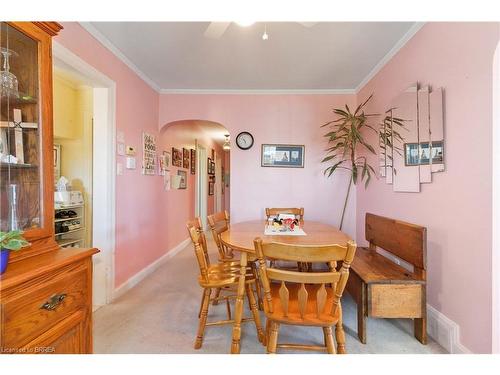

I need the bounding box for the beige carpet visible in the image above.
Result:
[93,237,446,354]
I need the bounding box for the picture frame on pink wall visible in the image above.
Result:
[261,144,305,168]
[190,149,196,174]
[177,170,187,189]
[182,148,190,169]
[208,180,214,195]
[142,132,157,175]
[172,147,182,167]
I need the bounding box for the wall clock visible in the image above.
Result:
[236,131,254,150]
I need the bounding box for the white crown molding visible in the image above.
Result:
[159,88,357,95]
[77,22,424,95]
[354,22,426,93]
[78,22,161,93]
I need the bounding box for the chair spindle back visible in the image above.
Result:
[254,239,356,319]
[187,218,210,282]
[207,210,232,261]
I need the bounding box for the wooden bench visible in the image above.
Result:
[346,213,427,344]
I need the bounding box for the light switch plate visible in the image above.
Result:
[117,142,125,156]
[117,163,123,175]
[126,157,136,169]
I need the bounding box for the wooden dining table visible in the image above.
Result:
[220,219,351,354]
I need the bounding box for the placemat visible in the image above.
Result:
[264,227,307,236]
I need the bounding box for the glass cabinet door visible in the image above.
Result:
[0,22,42,232]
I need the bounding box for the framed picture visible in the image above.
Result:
[177,170,187,189]
[404,143,419,166]
[208,157,215,175]
[221,166,225,193]
[430,141,444,164]
[163,151,171,169]
[190,149,196,174]
[142,132,157,175]
[261,144,305,168]
[182,148,190,169]
[208,180,214,195]
[172,147,182,167]
[405,141,444,166]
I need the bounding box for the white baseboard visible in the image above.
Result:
[427,304,472,354]
[112,238,190,301]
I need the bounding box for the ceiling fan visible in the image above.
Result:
[203,22,318,39]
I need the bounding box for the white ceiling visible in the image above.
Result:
[86,22,419,92]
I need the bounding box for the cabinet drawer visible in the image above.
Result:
[2,265,89,348]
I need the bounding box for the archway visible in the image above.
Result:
[159,119,231,230]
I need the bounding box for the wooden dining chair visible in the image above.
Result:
[207,210,235,263]
[265,207,304,222]
[207,211,264,310]
[187,218,233,315]
[254,238,357,354]
[187,222,265,350]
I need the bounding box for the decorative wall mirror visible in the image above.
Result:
[380,83,444,192]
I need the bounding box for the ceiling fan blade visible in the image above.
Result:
[298,22,318,28]
[204,22,231,39]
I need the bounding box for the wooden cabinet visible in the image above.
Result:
[0,22,99,354]
[1,249,96,353]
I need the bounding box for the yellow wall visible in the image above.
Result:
[53,74,93,246]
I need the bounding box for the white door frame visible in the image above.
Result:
[195,142,208,229]
[53,42,116,307]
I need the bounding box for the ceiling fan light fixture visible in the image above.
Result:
[262,25,269,40]
[223,134,231,151]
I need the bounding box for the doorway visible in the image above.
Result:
[52,42,116,310]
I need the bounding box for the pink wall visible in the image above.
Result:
[356,22,499,353]
[159,94,358,238]
[55,23,163,287]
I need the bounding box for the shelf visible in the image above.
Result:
[55,227,85,236]
[6,94,38,106]
[57,238,84,247]
[54,216,82,223]
[0,121,38,129]
[55,204,84,210]
[1,162,38,169]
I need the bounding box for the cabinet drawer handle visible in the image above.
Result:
[40,293,67,311]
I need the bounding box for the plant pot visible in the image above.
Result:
[1,248,10,275]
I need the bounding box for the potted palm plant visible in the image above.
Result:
[321,94,406,230]
[0,230,30,274]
